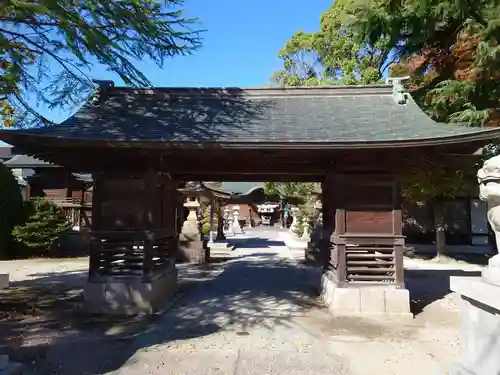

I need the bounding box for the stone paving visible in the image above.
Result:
[1,228,470,374]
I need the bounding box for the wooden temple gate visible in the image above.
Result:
[1,81,499,316]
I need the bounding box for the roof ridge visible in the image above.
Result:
[102,85,395,98]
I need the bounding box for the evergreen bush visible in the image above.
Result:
[12,198,72,257]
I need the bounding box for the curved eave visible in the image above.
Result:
[2,127,500,150]
[202,182,264,197]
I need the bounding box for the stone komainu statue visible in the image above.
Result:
[477,155,500,286]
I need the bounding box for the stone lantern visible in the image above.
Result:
[224,206,234,236]
[232,205,243,234]
[289,206,300,234]
[302,219,310,241]
[178,197,205,264]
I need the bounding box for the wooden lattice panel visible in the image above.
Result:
[345,244,396,283]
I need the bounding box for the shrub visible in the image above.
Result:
[0,163,24,258]
[12,198,72,257]
[202,203,218,236]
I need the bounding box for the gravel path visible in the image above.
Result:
[0,228,470,374]
[106,229,463,375]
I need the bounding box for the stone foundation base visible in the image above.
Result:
[83,267,178,315]
[318,271,413,320]
[178,239,207,264]
[450,276,500,375]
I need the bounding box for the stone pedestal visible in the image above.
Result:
[450,276,500,375]
[83,266,178,315]
[178,199,206,264]
[481,254,500,286]
[318,270,413,320]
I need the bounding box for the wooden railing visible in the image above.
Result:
[30,197,92,227]
[89,230,177,280]
[32,197,92,207]
[331,234,405,288]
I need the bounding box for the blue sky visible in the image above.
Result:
[1,0,332,146]
[49,0,333,123]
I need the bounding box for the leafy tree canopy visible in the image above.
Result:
[0,0,201,127]
[347,0,500,127]
[271,0,390,87]
[269,0,499,201]
[264,182,319,199]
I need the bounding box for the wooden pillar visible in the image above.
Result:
[65,169,73,199]
[142,168,156,277]
[84,170,179,314]
[332,173,405,288]
[318,172,410,319]
[88,170,176,280]
[321,175,336,270]
[88,173,103,279]
[392,181,404,287]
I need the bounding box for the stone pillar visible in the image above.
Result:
[450,155,500,375]
[232,205,243,234]
[178,198,206,264]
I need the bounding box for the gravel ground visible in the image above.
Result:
[0,228,478,375]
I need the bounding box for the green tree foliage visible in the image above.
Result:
[264,182,317,198]
[0,0,201,127]
[271,0,498,201]
[347,0,500,128]
[400,160,479,202]
[12,198,72,256]
[201,202,218,236]
[345,0,500,199]
[0,163,23,257]
[271,0,390,87]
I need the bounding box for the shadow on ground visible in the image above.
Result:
[404,249,493,266]
[229,237,285,249]
[0,249,319,374]
[405,268,482,315]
